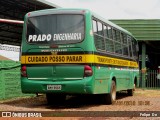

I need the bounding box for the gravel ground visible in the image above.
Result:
[0,89,160,120]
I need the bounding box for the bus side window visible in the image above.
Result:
[122,33,129,56]
[92,20,105,51]
[116,31,121,43]
[105,38,114,52]
[115,42,122,54]
[104,25,114,53]
[115,30,122,55]
[108,26,112,39]
[97,21,103,36]
[128,36,133,58]
[103,25,109,38]
[92,20,97,34]
[112,29,116,40]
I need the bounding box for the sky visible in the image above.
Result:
[1,0,160,61]
[47,0,160,19]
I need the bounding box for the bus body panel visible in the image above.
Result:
[21,76,94,94]
[25,47,85,81]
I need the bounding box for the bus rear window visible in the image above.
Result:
[27,14,84,44]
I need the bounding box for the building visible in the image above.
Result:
[111,19,160,88]
[0,0,59,46]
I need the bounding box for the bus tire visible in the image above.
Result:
[127,83,135,96]
[46,93,66,105]
[104,80,116,104]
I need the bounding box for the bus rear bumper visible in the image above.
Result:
[21,77,94,94]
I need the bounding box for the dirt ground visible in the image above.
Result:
[0,89,160,120]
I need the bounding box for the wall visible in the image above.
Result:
[0,60,33,100]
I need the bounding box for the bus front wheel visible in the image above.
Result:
[104,80,116,104]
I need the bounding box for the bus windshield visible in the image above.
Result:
[27,14,85,44]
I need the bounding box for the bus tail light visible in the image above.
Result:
[21,65,27,77]
[84,65,93,77]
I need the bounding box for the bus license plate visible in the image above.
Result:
[47,85,61,90]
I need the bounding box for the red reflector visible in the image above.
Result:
[21,65,27,77]
[28,13,31,17]
[84,65,93,77]
[22,66,26,71]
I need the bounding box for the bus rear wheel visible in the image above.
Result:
[127,83,135,96]
[104,80,116,104]
[46,93,66,105]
